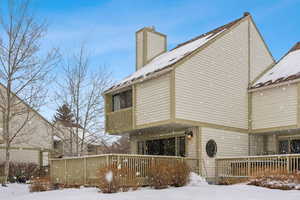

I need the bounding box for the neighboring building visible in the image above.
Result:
[53,120,104,156]
[103,13,300,180]
[0,86,62,166]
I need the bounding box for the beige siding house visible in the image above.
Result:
[0,85,62,166]
[103,13,300,181]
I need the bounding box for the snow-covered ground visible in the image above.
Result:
[1,174,299,200]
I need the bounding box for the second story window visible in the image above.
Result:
[112,90,132,111]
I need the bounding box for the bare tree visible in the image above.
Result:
[99,135,130,154]
[0,0,59,185]
[56,45,112,156]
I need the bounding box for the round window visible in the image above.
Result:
[206,140,217,158]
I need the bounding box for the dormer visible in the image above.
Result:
[136,26,167,70]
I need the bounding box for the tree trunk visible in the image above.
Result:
[70,130,73,156]
[3,143,10,185]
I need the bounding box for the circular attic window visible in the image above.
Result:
[206,139,217,158]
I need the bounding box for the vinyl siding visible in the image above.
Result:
[8,113,53,149]
[175,20,249,129]
[0,148,40,164]
[147,31,165,61]
[136,73,171,125]
[250,21,274,82]
[186,127,199,158]
[201,127,249,178]
[252,85,297,129]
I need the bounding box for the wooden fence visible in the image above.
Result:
[216,154,300,181]
[50,154,199,186]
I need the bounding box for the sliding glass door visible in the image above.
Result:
[279,139,300,154]
[137,136,186,157]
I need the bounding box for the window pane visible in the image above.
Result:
[112,90,132,111]
[178,136,186,157]
[291,140,300,154]
[112,94,121,111]
[137,141,145,154]
[126,90,132,108]
[279,140,289,154]
[163,138,175,156]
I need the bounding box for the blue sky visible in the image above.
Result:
[28,0,300,118]
[32,0,300,81]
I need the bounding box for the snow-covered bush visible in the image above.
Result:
[248,170,300,190]
[97,165,121,193]
[96,164,141,193]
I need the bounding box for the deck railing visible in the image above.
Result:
[216,154,300,180]
[50,154,199,186]
[105,108,133,133]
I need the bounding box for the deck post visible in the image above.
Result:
[83,157,87,185]
[215,159,219,184]
[64,160,67,185]
[106,155,110,167]
[247,158,251,177]
[286,156,290,173]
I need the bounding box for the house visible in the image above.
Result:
[103,12,300,181]
[53,120,105,156]
[0,85,63,167]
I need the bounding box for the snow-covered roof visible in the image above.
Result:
[252,42,300,89]
[106,16,246,93]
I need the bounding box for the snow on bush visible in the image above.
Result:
[97,165,141,193]
[248,171,300,190]
[105,171,113,183]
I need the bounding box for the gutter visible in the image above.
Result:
[103,67,173,95]
[248,78,300,92]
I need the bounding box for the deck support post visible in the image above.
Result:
[83,157,87,185]
[215,160,219,184]
[64,160,67,185]
[247,158,251,177]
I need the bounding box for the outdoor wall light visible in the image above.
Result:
[185,131,193,139]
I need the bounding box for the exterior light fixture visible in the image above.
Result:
[185,131,193,140]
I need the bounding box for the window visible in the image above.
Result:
[206,140,217,158]
[291,140,300,154]
[279,139,300,154]
[53,140,60,149]
[137,136,186,157]
[87,145,95,153]
[279,140,289,154]
[112,90,132,111]
[178,136,186,157]
[137,141,145,154]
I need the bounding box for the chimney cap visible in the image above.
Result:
[243,12,250,17]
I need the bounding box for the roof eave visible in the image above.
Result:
[248,78,300,92]
[103,66,174,95]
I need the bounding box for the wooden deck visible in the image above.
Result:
[216,154,300,181]
[50,154,199,186]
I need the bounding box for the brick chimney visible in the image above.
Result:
[135,26,167,70]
